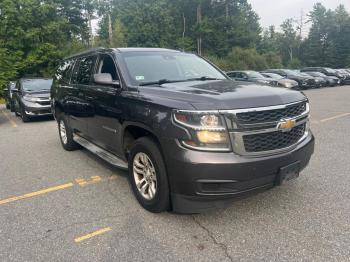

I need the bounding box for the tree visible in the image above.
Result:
[279,19,301,65]
[0,0,91,93]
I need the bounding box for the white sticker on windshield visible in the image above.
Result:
[136,76,145,81]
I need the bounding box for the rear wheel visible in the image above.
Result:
[57,114,80,151]
[128,137,170,213]
[6,103,10,110]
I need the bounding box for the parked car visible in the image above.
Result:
[260,72,299,89]
[300,67,347,85]
[226,71,278,86]
[296,71,326,88]
[262,69,317,89]
[4,81,17,111]
[335,69,350,84]
[303,72,339,87]
[51,48,314,213]
[13,78,53,122]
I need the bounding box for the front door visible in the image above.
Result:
[85,54,123,156]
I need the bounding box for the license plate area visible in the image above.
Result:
[276,161,300,186]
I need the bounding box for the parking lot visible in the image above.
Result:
[0,86,349,261]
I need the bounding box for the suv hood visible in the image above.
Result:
[138,80,306,110]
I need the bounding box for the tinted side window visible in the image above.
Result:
[236,72,244,78]
[56,59,75,84]
[77,56,95,85]
[96,55,119,81]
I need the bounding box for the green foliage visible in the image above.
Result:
[0,0,92,95]
[1,0,350,98]
[206,47,281,71]
[302,3,350,68]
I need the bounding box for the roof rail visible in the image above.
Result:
[64,47,107,59]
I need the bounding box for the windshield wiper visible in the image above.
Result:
[185,76,220,81]
[139,79,189,86]
[139,76,220,86]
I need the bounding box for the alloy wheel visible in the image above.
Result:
[59,120,68,145]
[133,152,157,200]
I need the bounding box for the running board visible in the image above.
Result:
[73,135,128,170]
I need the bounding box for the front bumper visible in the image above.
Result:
[22,100,52,116]
[162,133,315,213]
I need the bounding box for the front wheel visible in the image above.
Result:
[128,137,170,213]
[21,106,30,122]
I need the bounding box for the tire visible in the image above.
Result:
[57,113,80,151]
[10,102,15,112]
[128,137,170,213]
[6,103,10,110]
[21,106,30,122]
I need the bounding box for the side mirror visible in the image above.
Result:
[94,73,120,87]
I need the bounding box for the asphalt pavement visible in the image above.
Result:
[0,86,349,262]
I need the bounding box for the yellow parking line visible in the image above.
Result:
[75,176,103,187]
[0,183,73,205]
[1,110,17,127]
[74,227,112,243]
[319,112,350,123]
[0,175,117,206]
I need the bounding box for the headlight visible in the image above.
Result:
[23,96,39,102]
[257,80,269,84]
[174,111,230,151]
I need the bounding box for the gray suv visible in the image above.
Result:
[51,48,315,213]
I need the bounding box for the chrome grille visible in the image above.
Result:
[221,100,310,156]
[243,124,306,153]
[236,102,306,125]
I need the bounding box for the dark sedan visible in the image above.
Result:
[260,72,299,89]
[303,72,339,87]
[262,69,316,89]
[13,78,53,122]
[226,71,278,86]
[335,69,350,84]
[300,67,348,85]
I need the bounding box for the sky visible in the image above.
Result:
[248,0,350,33]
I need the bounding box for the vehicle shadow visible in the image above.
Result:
[21,115,55,123]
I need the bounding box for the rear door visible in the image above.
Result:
[84,53,123,155]
[66,56,96,137]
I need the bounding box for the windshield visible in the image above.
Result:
[325,68,336,74]
[310,72,326,77]
[299,72,312,77]
[245,71,265,78]
[263,73,283,79]
[120,52,226,85]
[22,79,53,92]
[9,82,16,89]
[283,70,304,77]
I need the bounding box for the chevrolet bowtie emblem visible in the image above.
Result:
[277,118,296,132]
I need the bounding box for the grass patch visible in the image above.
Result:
[0,98,5,104]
